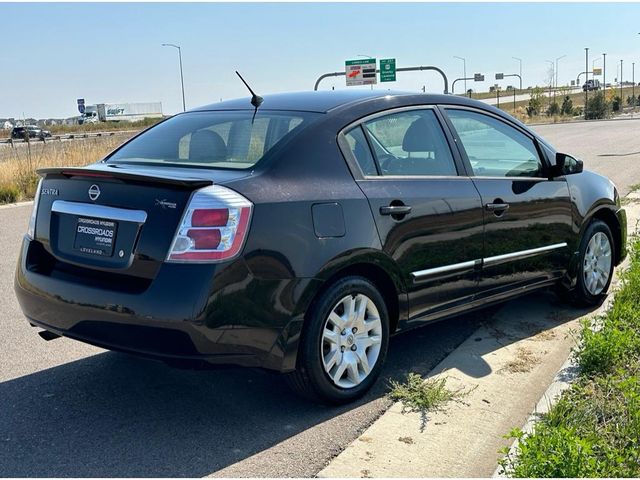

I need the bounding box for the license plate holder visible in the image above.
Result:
[73,217,118,257]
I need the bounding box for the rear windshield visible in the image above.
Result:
[107,110,320,169]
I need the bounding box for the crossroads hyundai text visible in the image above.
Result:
[15,91,626,403]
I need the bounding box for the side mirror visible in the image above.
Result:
[550,152,583,177]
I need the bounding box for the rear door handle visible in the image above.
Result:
[380,205,412,216]
[485,203,509,212]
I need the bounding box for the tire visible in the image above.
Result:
[563,220,615,306]
[286,276,390,404]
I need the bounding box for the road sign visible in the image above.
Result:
[380,58,396,82]
[495,73,504,80]
[474,73,484,82]
[593,68,602,76]
[345,58,377,86]
[77,98,85,114]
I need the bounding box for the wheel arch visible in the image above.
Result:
[277,249,408,372]
[582,205,624,266]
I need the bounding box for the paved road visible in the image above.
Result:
[0,118,639,476]
[532,117,640,196]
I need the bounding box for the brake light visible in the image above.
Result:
[167,185,253,262]
[26,178,43,240]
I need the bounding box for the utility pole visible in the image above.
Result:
[454,56,467,93]
[585,48,589,120]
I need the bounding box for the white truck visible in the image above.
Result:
[79,102,163,124]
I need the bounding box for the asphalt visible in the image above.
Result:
[1,117,639,477]
[0,203,480,477]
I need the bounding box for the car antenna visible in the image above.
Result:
[235,71,263,123]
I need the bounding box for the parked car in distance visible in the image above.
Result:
[11,125,51,140]
[15,90,627,404]
[583,79,601,91]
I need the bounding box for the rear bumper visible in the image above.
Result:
[14,237,318,372]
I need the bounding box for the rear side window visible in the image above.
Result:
[108,111,319,169]
[446,109,543,178]
[362,109,457,176]
[344,126,378,176]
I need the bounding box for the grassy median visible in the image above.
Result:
[0,136,131,204]
[500,239,640,477]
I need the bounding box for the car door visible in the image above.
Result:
[339,107,485,322]
[441,106,574,298]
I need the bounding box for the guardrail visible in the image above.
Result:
[0,129,139,146]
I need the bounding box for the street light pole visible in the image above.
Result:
[555,54,566,90]
[545,60,554,104]
[161,43,186,112]
[454,56,467,94]
[357,54,375,90]
[603,53,607,92]
[620,59,624,107]
[584,48,589,120]
[512,57,522,91]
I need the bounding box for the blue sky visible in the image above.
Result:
[2,2,640,119]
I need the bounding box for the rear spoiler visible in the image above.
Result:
[37,166,213,189]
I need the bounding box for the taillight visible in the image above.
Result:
[167,185,253,263]
[26,178,43,240]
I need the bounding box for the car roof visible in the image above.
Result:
[191,90,492,114]
[189,90,533,135]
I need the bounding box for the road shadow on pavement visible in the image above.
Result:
[0,290,595,477]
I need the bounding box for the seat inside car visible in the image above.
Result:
[189,129,228,163]
[399,117,456,176]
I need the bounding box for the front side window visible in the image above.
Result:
[446,109,543,178]
[361,109,457,177]
[107,110,319,169]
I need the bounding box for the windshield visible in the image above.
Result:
[107,110,320,169]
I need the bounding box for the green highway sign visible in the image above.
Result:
[345,58,377,86]
[380,58,396,82]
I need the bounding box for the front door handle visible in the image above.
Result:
[380,205,412,216]
[485,202,509,212]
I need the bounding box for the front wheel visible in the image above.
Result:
[286,276,390,404]
[568,220,615,306]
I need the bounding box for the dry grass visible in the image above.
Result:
[0,135,132,203]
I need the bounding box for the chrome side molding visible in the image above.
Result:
[483,242,568,267]
[411,242,568,282]
[411,259,480,281]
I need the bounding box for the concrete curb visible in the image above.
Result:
[0,200,33,210]
[319,193,640,478]
[493,191,640,476]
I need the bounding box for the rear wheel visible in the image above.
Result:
[286,276,389,404]
[563,220,615,306]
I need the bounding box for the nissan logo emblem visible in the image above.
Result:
[88,184,101,201]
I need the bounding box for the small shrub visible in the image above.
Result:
[546,101,560,116]
[586,91,611,119]
[561,95,574,116]
[389,373,466,414]
[0,183,20,203]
